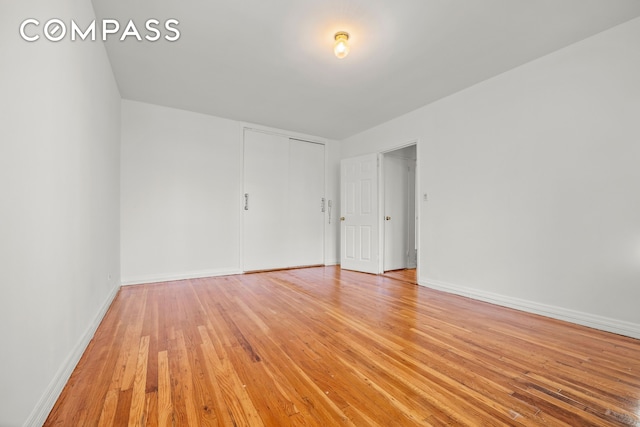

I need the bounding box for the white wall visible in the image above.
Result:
[121,100,341,284]
[0,0,121,425]
[342,18,640,337]
[121,100,242,283]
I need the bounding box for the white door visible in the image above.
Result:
[243,130,290,271]
[340,153,380,274]
[384,156,409,271]
[289,139,325,267]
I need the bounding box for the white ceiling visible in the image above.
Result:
[91,0,640,140]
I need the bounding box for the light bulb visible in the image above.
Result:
[334,31,350,59]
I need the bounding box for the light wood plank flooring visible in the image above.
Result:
[382,268,417,284]
[45,267,640,426]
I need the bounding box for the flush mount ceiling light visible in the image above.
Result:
[334,31,350,59]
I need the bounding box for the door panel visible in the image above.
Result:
[340,153,380,274]
[345,226,356,259]
[288,139,325,267]
[243,130,290,271]
[346,180,356,214]
[360,226,372,260]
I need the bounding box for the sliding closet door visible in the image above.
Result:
[243,130,325,271]
[243,130,290,271]
[289,139,325,267]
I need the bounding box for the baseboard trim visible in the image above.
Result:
[122,264,345,286]
[421,278,640,340]
[25,283,120,427]
[121,268,243,286]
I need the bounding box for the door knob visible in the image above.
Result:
[386,216,391,221]
[340,217,345,221]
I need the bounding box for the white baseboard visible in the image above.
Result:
[25,283,120,427]
[421,278,640,340]
[122,264,345,286]
[121,268,243,286]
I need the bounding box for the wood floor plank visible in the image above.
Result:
[145,391,159,427]
[120,289,148,392]
[175,330,201,427]
[128,335,150,426]
[198,326,243,427]
[45,267,640,426]
[97,389,119,427]
[157,350,173,427]
[113,388,133,426]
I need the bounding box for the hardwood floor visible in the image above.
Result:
[382,268,417,284]
[45,267,640,426]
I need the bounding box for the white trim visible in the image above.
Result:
[421,278,640,340]
[323,141,329,266]
[25,284,120,427]
[240,125,248,274]
[238,123,246,281]
[376,152,384,274]
[239,123,330,146]
[414,141,421,279]
[121,268,242,286]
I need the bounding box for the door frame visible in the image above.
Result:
[379,140,420,279]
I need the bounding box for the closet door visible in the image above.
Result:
[243,131,325,271]
[243,130,290,271]
[288,139,325,267]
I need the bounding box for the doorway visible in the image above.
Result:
[382,144,417,277]
[339,143,418,280]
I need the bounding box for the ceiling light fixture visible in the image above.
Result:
[334,31,350,59]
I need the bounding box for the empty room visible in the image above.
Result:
[2,0,640,425]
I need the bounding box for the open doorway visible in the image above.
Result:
[382,144,417,282]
